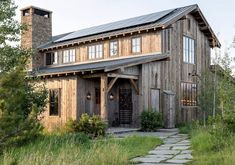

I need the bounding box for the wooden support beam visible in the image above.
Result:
[107,73,138,80]
[107,77,118,92]
[82,73,103,79]
[129,79,139,95]
[100,75,108,122]
[200,26,208,31]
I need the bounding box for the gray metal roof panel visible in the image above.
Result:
[37,53,168,75]
[54,8,175,42]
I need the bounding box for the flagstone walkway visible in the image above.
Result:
[131,133,193,165]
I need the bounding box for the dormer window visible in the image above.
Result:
[110,41,118,56]
[46,52,58,65]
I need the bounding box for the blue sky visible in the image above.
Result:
[15,0,235,62]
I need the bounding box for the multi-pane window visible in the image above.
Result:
[46,52,58,65]
[63,49,75,63]
[110,41,118,56]
[181,82,197,106]
[183,36,195,64]
[132,37,141,53]
[88,44,103,59]
[49,89,60,116]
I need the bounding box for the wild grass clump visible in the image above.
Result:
[181,119,235,165]
[0,135,162,165]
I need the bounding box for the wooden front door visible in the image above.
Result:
[119,89,132,125]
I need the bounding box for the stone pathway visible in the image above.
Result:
[131,133,193,165]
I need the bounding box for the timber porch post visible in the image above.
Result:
[100,74,108,122]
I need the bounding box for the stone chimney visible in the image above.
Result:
[21,6,52,70]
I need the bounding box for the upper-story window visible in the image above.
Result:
[110,41,118,56]
[63,49,75,63]
[88,44,103,59]
[132,37,141,53]
[46,52,58,65]
[183,36,195,64]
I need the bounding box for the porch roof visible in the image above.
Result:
[33,53,169,77]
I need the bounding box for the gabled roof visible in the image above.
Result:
[34,53,169,76]
[38,4,220,50]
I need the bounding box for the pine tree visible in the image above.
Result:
[0,0,47,148]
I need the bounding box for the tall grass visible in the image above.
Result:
[0,134,162,165]
[190,126,235,165]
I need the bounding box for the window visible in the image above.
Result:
[183,36,195,64]
[34,9,50,18]
[46,52,58,65]
[132,37,141,53]
[88,44,103,59]
[49,89,60,116]
[187,18,191,31]
[110,41,118,56]
[63,49,75,63]
[23,9,30,16]
[181,82,197,106]
[163,29,171,52]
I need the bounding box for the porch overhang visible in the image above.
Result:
[29,53,169,78]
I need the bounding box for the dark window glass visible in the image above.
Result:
[46,52,58,65]
[49,89,60,116]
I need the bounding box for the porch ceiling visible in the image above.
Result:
[32,53,169,77]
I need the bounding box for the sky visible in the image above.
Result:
[14,0,235,67]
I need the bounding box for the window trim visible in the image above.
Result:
[109,40,119,57]
[87,43,104,60]
[131,37,142,54]
[63,49,76,64]
[45,51,58,66]
[49,88,61,117]
[183,36,196,64]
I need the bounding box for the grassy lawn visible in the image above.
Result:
[179,125,235,165]
[0,134,162,165]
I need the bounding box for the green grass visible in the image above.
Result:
[189,126,235,165]
[0,134,162,165]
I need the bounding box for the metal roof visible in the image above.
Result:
[36,53,169,76]
[54,8,175,43]
[37,4,220,49]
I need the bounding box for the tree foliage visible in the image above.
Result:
[0,0,47,148]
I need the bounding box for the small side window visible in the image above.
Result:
[23,9,30,16]
[49,89,60,116]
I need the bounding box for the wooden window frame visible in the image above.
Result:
[131,37,142,54]
[49,89,61,116]
[180,82,197,107]
[63,49,76,64]
[183,36,195,64]
[45,51,58,66]
[109,40,119,57]
[88,43,104,60]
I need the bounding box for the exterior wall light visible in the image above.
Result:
[86,92,91,100]
[109,93,114,100]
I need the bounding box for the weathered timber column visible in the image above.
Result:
[100,74,108,122]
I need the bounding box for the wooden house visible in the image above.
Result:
[20,4,220,130]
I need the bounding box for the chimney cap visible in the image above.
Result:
[20,6,52,13]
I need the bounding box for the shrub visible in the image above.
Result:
[64,114,107,138]
[140,109,163,131]
[223,112,235,133]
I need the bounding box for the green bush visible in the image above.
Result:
[140,109,163,131]
[64,114,107,138]
[223,112,235,133]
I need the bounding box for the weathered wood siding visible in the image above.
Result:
[161,14,211,123]
[41,76,78,131]
[42,31,161,67]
